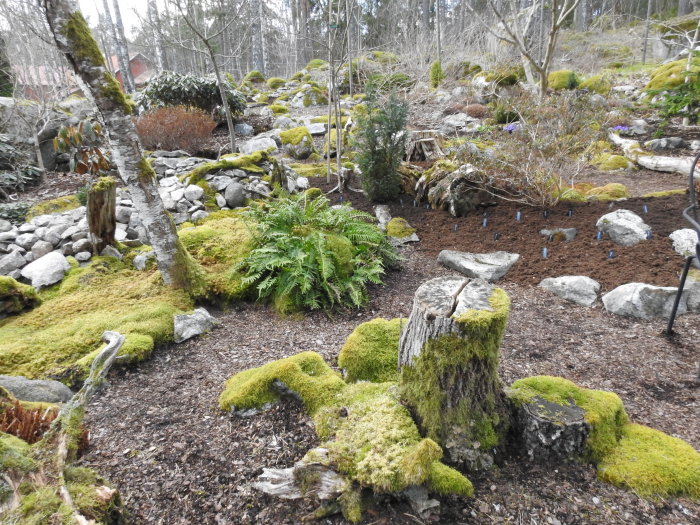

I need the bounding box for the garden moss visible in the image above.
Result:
[646,57,700,91]
[586,183,630,200]
[187,151,270,182]
[280,126,312,146]
[597,423,700,499]
[26,195,81,220]
[591,153,633,171]
[338,317,404,383]
[62,12,105,67]
[266,77,286,89]
[580,75,612,94]
[548,70,579,90]
[0,276,40,316]
[386,218,415,238]
[641,189,686,198]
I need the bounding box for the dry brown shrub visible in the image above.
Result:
[0,399,58,444]
[465,104,489,118]
[134,106,217,153]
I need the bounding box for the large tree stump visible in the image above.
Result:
[86,176,117,254]
[405,130,445,161]
[398,276,511,471]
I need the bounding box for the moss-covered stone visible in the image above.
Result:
[26,195,81,220]
[586,183,630,200]
[219,351,346,415]
[646,57,700,91]
[266,77,286,89]
[1,431,37,473]
[508,376,629,463]
[580,75,612,94]
[280,126,311,146]
[0,276,40,316]
[368,51,399,64]
[310,115,350,128]
[597,423,700,499]
[304,188,324,200]
[386,218,415,238]
[187,151,270,182]
[243,70,265,83]
[640,189,686,198]
[482,64,524,86]
[591,153,633,171]
[338,318,403,383]
[0,257,193,384]
[548,70,579,90]
[306,59,328,70]
[269,103,288,115]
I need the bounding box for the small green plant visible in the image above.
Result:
[650,71,700,125]
[354,83,408,202]
[236,193,399,313]
[76,183,90,206]
[430,60,445,88]
[53,119,110,175]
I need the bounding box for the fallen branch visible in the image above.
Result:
[608,131,696,176]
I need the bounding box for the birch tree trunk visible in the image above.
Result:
[398,276,511,471]
[110,0,135,93]
[148,0,168,71]
[251,0,265,73]
[41,0,206,294]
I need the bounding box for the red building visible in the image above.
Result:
[109,53,155,90]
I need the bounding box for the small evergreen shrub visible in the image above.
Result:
[430,60,445,88]
[134,106,217,153]
[237,194,399,313]
[354,84,408,202]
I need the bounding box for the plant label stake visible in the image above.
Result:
[542,247,549,259]
[454,224,458,232]
[339,195,344,202]
[493,232,500,240]
[482,217,488,227]
[608,250,615,259]
[400,198,404,207]
[548,234,554,242]
[413,199,417,207]
[643,204,649,214]
[596,231,603,240]
[515,211,522,221]
[566,209,573,217]
[543,210,549,219]
[425,204,430,210]
[646,230,653,240]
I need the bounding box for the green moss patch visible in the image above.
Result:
[1,431,37,473]
[0,276,40,316]
[26,195,81,220]
[580,75,612,94]
[597,423,700,499]
[280,126,312,146]
[641,189,686,198]
[269,103,288,115]
[306,59,328,70]
[386,218,415,238]
[646,58,700,91]
[0,258,193,384]
[310,115,350,128]
[338,318,403,383]
[266,77,286,89]
[509,376,629,462]
[586,183,630,200]
[591,153,633,171]
[62,12,106,67]
[187,151,270,183]
[289,162,329,178]
[219,351,346,415]
[243,70,265,83]
[548,70,579,90]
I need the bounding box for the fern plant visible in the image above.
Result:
[237,193,399,313]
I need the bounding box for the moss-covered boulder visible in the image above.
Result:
[26,195,81,221]
[243,70,265,84]
[646,57,700,91]
[305,59,328,70]
[266,77,286,89]
[591,153,634,171]
[586,183,631,200]
[580,74,612,94]
[0,276,40,317]
[280,126,316,160]
[548,70,579,90]
[386,217,416,239]
[338,318,403,383]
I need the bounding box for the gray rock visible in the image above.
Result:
[540,228,577,242]
[133,251,156,270]
[0,231,17,243]
[170,188,185,202]
[75,251,92,262]
[669,228,699,259]
[162,194,177,211]
[539,276,601,307]
[295,177,309,191]
[283,133,315,160]
[210,175,234,191]
[173,307,219,343]
[234,122,254,136]
[374,205,392,231]
[239,136,278,156]
[438,250,520,281]
[20,252,71,289]
[60,243,74,256]
[160,175,179,188]
[191,210,210,222]
[215,194,227,208]
[644,137,684,151]
[243,105,273,118]
[0,250,26,275]
[101,245,123,260]
[0,219,11,232]
[596,209,650,247]
[272,116,297,129]
[31,240,54,259]
[629,119,648,135]
[15,233,38,250]
[225,181,246,208]
[307,123,326,136]
[152,149,190,158]
[71,230,88,242]
[588,94,608,108]
[690,139,700,152]
[72,238,92,253]
[0,375,73,403]
[60,226,80,240]
[115,205,133,224]
[184,184,205,202]
[602,282,686,319]
[18,223,36,233]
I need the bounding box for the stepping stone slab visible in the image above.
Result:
[174,307,219,343]
[602,282,686,320]
[596,209,650,247]
[0,375,73,403]
[539,276,600,307]
[438,250,520,282]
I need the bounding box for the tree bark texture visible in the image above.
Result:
[41,0,205,293]
[398,276,511,471]
[109,0,135,93]
[87,177,116,253]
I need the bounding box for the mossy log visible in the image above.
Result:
[608,131,696,176]
[405,130,445,162]
[398,276,511,471]
[87,177,116,253]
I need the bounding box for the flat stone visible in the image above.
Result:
[115,205,133,224]
[191,210,209,222]
[14,233,38,250]
[234,122,254,136]
[170,188,185,202]
[307,123,327,135]
[0,231,17,242]
[133,251,156,270]
[184,184,205,202]
[18,223,36,233]
[596,209,650,247]
[173,307,219,343]
[602,282,686,320]
[539,276,601,307]
[215,194,227,208]
[239,136,278,156]
[0,219,11,232]
[101,245,123,260]
[31,240,54,259]
[75,251,92,262]
[210,175,233,191]
[438,250,520,281]
[72,238,92,253]
[0,375,73,403]
[20,252,70,289]
[0,250,26,275]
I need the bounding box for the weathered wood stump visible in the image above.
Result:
[398,276,511,471]
[86,177,117,254]
[405,130,445,161]
[514,396,589,461]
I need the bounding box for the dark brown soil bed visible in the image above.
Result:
[314,178,692,293]
[77,244,700,524]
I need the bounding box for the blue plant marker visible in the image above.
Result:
[482,217,489,227]
[339,195,344,202]
[596,231,603,240]
[543,210,549,218]
[566,209,573,217]
[454,224,458,232]
[646,230,653,240]
[608,250,615,259]
[643,204,648,214]
[542,247,549,259]
[493,232,500,240]
[515,211,522,221]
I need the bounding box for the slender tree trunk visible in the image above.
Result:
[436,0,442,64]
[101,0,125,86]
[111,0,135,92]
[251,0,265,73]
[148,0,168,71]
[678,0,690,17]
[642,0,654,64]
[41,0,205,295]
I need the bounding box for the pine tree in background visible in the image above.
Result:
[355,83,408,203]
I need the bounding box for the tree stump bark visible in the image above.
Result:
[86,177,117,254]
[398,276,511,471]
[405,130,445,161]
